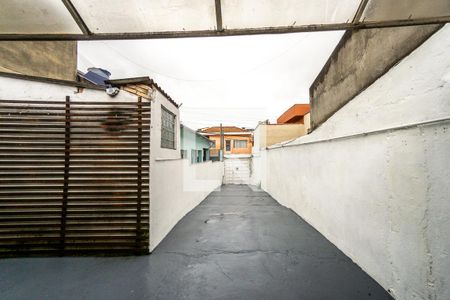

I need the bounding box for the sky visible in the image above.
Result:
[78,31,344,129]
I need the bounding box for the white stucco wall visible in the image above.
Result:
[149,160,224,251]
[0,76,137,103]
[250,150,267,187]
[255,25,450,300]
[150,89,181,161]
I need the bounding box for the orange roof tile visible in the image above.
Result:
[198,126,251,133]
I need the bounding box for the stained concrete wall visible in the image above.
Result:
[0,41,77,81]
[150,159,224,251]
[253,25,450,300]
[309,24,442,130]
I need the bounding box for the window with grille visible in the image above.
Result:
[234,140,248,149]
[161,105,176,149]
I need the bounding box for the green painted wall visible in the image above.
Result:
[180,125,211,164]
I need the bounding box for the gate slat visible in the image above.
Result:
[0,96,150,256]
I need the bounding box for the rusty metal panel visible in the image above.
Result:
[0,96,150,256]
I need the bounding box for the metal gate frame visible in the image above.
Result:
[224,156,251,185]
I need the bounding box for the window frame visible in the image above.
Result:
[160,105,176,150]
[233,139,248,149]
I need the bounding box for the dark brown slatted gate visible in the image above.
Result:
[0,96,150,256]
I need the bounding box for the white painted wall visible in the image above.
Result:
[254,25,450,300]
[0,76,136,103]
[149,159,224,251]
[150,89,181,161]
[250,150,267,187]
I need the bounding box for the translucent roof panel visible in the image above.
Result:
[71,0,217,33]
[0,0,448,39]
[221,0,361,29]
[0,0,82,34]
[362,0,450,22]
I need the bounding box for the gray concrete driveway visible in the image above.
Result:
[0,185,392,300]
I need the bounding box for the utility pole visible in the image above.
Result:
[220,123,224,161]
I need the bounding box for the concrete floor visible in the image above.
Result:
[0,185,392,300]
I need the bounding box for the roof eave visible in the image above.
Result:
[107,76,179,108]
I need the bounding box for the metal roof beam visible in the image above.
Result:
[0,16,448,41]
[215,0,223,31]
[61,0,91,35]
[352,0,370,24]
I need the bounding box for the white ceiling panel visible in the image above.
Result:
[221,0,361,29]
[71,0,217,33]
[0,0,82,34]
[0,0,448,39]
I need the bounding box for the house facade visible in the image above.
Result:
[0,69,182,256]
[198,126,253,158]
[253,104,311,152]
[180,124,211,164]
[252,122,307,151]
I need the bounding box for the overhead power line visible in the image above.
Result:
[100,37,309,82]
